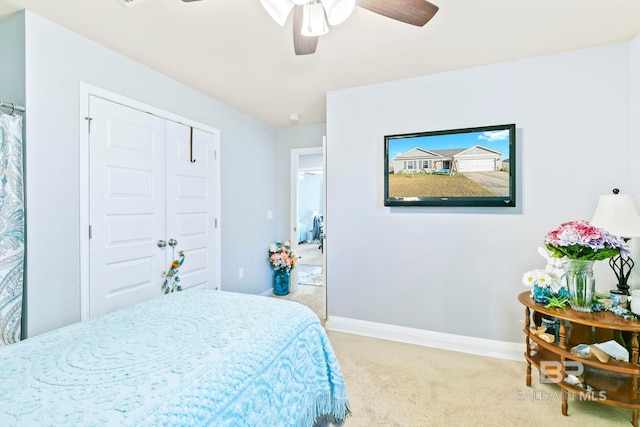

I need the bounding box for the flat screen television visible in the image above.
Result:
[384,123,516,207]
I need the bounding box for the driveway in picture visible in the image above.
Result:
[463,171,510,196]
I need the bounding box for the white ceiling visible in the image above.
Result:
[1,0,640,128]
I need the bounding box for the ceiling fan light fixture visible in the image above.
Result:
[301,2,329,37]
[260,0,295,26]
[320,0,355,26]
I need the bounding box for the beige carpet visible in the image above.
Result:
[327,331,631,426]
[298,265,324,286]
[269,271,627,425]
[271,283,325,321]
[272,243,325,320]
[296,242,323,266]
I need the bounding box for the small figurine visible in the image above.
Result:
[162,251,185,294]
[538,246,567,289]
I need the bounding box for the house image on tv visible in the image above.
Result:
[392,145,503,174]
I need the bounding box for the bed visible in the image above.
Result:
[298,221,308,243]
[0,290,350,426]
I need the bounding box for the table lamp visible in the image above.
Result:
[591,188,640,296]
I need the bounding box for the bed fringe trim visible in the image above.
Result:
[302,389,351,427]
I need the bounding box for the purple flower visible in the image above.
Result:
[545,220,629,260]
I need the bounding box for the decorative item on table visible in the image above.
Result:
[522,269,567,306]
[592,291,638,319]
[162,251,185,294]
[570,340,629,363]
[570,344,610,363]
[521,255,567,343]
[545,220,630,312]
[538,246,567,286]
[268,240,297,296]
[540,316,560,344]
[528,324,556,344]
[631,290,640,315]
[522,247,569,307]
[591,188,640,297]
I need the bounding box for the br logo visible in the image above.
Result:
[540,360,583,384]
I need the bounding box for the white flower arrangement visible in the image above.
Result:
[522,269,564,294]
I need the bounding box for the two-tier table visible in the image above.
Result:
[519,291,640,426]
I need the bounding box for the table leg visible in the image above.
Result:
[634,334,639,427]
[525,307,531,387]
[562,389,568,416]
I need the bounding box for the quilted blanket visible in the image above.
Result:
[0,290,350,426]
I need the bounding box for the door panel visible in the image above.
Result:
[89,96,167,317]
[165,121,216,290]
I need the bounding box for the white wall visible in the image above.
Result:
[6,11,279,337]
[326,42,635,344]
[631,34,640,195]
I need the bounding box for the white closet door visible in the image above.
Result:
[165,121,217,290]
[88,96,167,317]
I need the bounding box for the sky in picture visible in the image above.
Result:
[389,129,511,161]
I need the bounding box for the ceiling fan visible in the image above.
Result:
[182,0,439,56]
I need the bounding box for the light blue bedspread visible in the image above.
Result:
[0,290,350,426]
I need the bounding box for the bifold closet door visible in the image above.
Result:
[89,96,167,318]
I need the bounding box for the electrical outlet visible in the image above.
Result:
[239,268,244,279]
[267,210,273,219]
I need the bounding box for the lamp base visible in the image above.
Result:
[611,288,630,296]
[611,288,630,309]
[609,253,633,297]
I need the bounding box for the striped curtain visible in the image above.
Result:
[0,112,24,345]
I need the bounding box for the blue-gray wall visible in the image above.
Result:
[0,12,25,109]
[276,124,326,239]
[7,8,640,349]
[326,41,639,344]
[1,10,279,337]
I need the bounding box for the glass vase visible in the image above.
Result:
[273,269,290,296]
[532,285,551,304]
[565,259,596,312]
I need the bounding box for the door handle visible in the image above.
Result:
[168,239,178,247]
[157,240,167,248]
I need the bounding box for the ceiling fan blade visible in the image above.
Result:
[293,5,318,55]
[356,0,438,27]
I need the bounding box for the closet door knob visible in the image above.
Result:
[157,240,167,248]
[168,239,178,247]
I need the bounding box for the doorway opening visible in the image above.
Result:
[289,147,326,321]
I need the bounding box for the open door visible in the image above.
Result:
[290,146,325,320]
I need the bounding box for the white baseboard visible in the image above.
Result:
[325,316,525,362]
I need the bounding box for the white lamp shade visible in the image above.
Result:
[301,2,329,37]
[261,0,295,26]
[321,0,355,25]
[591,193,640,237]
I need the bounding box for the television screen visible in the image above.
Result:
[384,124,516,207]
